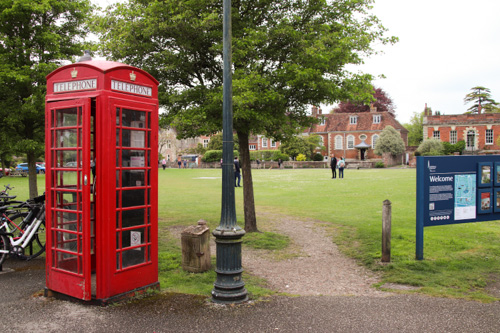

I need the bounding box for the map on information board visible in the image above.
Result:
[454,174,476,220]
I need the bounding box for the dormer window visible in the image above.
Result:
[373,114,381,124]
[320,117,326,126]
[349,116,357,125]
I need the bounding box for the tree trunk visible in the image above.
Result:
[27,152,38,199]
[237,132,258,233]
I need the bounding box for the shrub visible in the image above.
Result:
[249,150,289,161]
[296,154,307,161]
[374,126,406,156]
[201,150,238,162]
[375,161,385,168]
[312,153,324,161]
[417,139,444,156]
[442,140,465,155]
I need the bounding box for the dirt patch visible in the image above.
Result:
[169,213,391,297]
[240,213,389,297]
[485,274,500,298]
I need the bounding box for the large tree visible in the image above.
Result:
[464,86,499,114]
[93,0,396,231]
[0,0,93,198]
[404,111,424,146]
[280,135,323,160]
[334,87,395,115]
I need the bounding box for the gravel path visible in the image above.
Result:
[239,213,388,297]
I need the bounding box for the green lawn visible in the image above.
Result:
[3,168,499,301]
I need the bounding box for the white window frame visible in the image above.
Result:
[249,144,256,150]
[262,137,268,148]
[373,114,381,124]
[320,117,326,125]
[347,135,355,149]
[167,140,171,149]
[335,135,343,150]
[450,130,457,144]
[270,139,276,148]
[372,134,379,149]
[203,139,209,148]
[433,131,440,140]
[349,116,357,125]
[486,129,493,145]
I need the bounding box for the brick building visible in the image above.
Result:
[423,107,500,154]
[248,134,281,152]
[305,106,408,161]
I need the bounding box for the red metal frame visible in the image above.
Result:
[45,61,159,301]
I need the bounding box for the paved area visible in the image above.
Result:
[1,258,500,332]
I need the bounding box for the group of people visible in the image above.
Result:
[330,154,345,179]
[160,158,188,169]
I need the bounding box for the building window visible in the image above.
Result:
[335,135,343,150]
[466,130,475,150]
[486,129,493,145]
[372,134,379,148]
[270,139,276,148]
[320,117,326,125]
[373,114,381,124]
[433,131,440,140]
[167,140,171,149]
[450,130,457,144]
[167,154,170,161]
[249,144,256,150]
[347,135,354,149]
[262,137,268,148]
[359,134,367,141]
[203,139,209,148]
[349,116,357,125]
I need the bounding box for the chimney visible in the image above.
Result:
[311,106,318,117]
[424,103,432,116]
[478,104,482,114]
[318,108,322,115]
[370,103,377,113]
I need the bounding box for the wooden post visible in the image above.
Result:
[382,199,391,262]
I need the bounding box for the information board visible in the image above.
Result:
[416,155,500,259]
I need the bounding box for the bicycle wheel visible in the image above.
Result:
[21,220,45,260]
[0,234,9,266]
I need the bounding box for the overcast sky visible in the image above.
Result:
[93,0,500,124]
[352,0,500,123]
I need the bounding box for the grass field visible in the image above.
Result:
[3,168,499,302]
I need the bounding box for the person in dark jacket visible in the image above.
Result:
[234,157,241,187]
[330,154,337,179]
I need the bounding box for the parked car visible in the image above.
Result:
[15,163,45,174]
[0,168,11,176]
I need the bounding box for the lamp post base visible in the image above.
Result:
[211,230,248,304]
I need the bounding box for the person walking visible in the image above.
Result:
[330,154,337,179]
[278,158,283,169]
[337,157,345,178]
[161,158,167,170]
[177,156,182,169]
[234,156,241,187]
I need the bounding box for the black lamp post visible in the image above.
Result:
[211,0,248,304]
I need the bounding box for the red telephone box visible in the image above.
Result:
[44,60,159,303]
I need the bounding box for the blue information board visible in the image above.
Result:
[416,155,500,259]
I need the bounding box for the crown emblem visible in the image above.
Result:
[130,71,136,81]
[71,68,78,78]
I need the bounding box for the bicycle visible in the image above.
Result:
[0,184,22,205]
[0,194,46,266]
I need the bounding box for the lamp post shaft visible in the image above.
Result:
[211,0,248,304]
